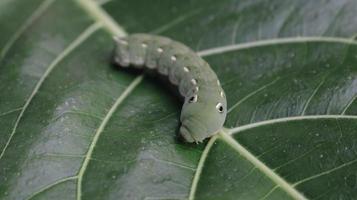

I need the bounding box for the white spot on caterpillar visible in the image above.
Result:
[220,91,224,97]
[183,67,190,72]
[157,47,163,53]
[171,55,177,62]
[193,86,199,93]
[217,80,221,86]
[191,79,197,85]
[141,43,147,48]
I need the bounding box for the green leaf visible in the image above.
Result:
[0,0,357,199]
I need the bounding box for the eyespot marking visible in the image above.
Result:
[171,55,177,62]
[157,47,163,53]
[191,79,197,85]
[216,103,224,113]
[183,67,190,72]
[189,95,198,103]
[141,43,147,48]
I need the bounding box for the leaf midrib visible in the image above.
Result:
[6,0,357,199]
[214,115,357,200]
[63,1,357,199]
[218,130,307,200]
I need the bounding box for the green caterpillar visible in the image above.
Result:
[113,33,227,143]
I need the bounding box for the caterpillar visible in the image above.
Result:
[113,33,227,143]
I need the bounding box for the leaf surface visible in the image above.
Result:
[0,0,357,199]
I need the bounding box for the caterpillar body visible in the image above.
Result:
[113,34,227,143]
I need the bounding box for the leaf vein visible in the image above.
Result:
[301,76,327,115]
[76,75,143,200]
[188,135,218,200]
[228,77,280,114]
[0,0,55,61]
[293,157,357,186]
[341,95,357,115]
[26,176,77,200]
[0,23,102,160]
[75,0,126,37]
[150,8,202,35]
[228,115,357,135]
[218,130,307,200]
[0,107,23,117]
[198,37,357,57]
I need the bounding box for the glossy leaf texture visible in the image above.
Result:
[0,0,356,199]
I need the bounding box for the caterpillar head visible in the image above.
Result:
[180,91,227,143]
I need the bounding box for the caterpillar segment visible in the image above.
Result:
[113,33,227,143]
